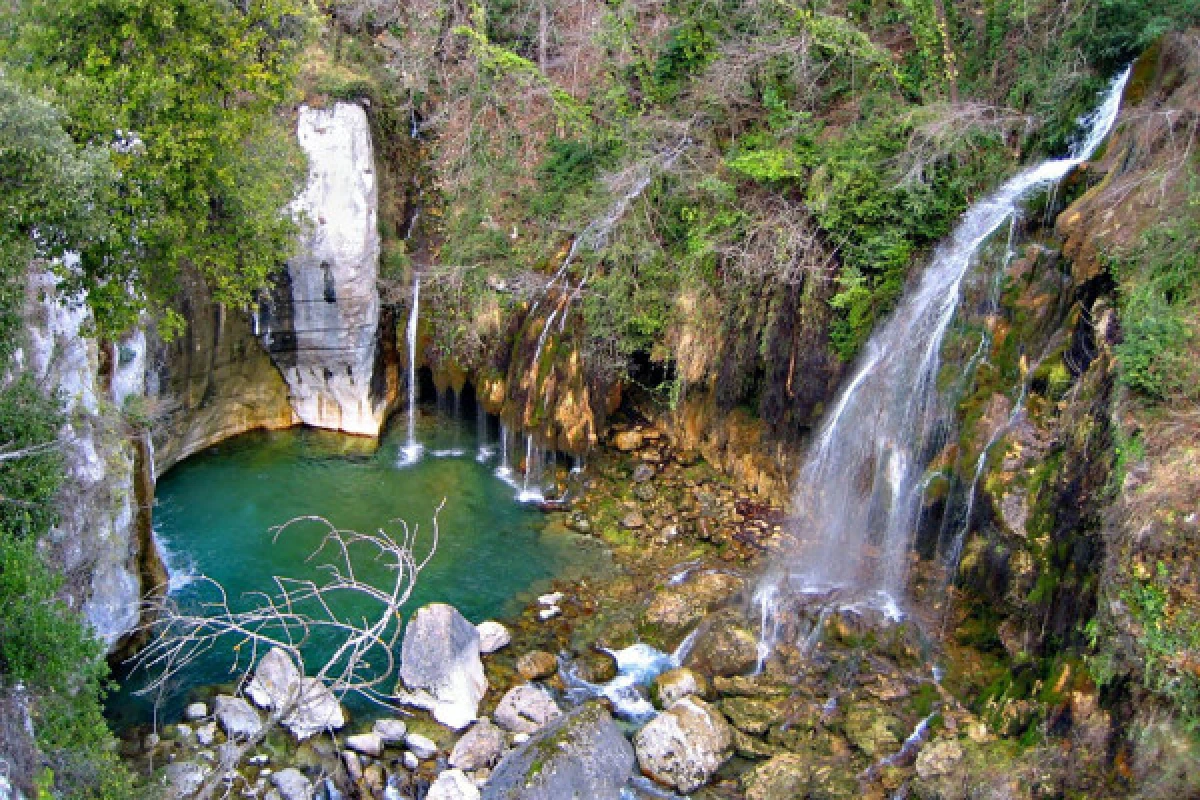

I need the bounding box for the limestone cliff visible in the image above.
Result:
[267,102,390,436]
[16,273,155,650]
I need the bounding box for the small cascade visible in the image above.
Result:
[495,423,517,487]
[398,274,423,467]
[758,67,1130,624]
[476,406,494,462]
[516,434,545,503]
[562,636,698,724]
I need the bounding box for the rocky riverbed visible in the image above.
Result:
[124,420,1114,799]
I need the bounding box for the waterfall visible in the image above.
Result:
[398,274,423,467]
[517,434,545,503]
[766,68,1130,613]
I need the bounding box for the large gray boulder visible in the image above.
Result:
[244,648,345,740]
[483,704,634,800]
[633,697,733,793]
[399,603,487,730]
[493,684,562,734]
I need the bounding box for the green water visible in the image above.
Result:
[109,410,609,729]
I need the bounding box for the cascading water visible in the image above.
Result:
[761,68,1130,620]
[398,274,423,467]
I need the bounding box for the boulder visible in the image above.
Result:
[271,768,314,800]
[684,613,759,677]
[515,651,558,681]
[246,647,302,711]
[427,769,481,800]
[184,702,208,721]
[483,704,633,800]
[346,732,384,758]
[572,649,618,684]
[719,696,783,736]
[476,621,512,654]
[493,684,563,734]
[196,721,218,746]
[652,667,710,710]
[373,718,407,746]
[450,718,507,771]
[214,694,263,740]
[405,732,438,760]
[399,603,488,730]
[283,678,345,740]
[633,697,733,793]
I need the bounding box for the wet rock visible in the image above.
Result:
[652,668,710,709]
[646,572,745,636]
[915,739,964,780]
[477,621,512,654]
[614,430,644,451]
[165,761,211,796]
[516,651,558,681]
[621,511,645,530]
[284,678,346,740]
[494,684,562,734]
[405,733,438,760]
[373,718,408,746]
[450,718,507,771]
[215,694,263,740]
[185,702,208,721]
[399,603,487,730]
[732,728,779,760]
[573,649,618,684]
[271,768,314,800]
[346,731,384,757]
[484,703,633,800]
[363,764,386,795]
[428,769,480,800]
[684,613,759,677]
[633,697,733,793]
[740,753,811,800]
[632,464,655,483]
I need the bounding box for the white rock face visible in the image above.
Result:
[273,102,385,436]
[15,272,149,650]
[493,685,562,734]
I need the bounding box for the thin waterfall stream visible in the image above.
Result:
[398,273,422,467]
[756,67,1131,648]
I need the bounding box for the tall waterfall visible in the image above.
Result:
[399,274,422,466]
[769,68,1130,611]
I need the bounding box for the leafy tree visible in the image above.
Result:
[3,0,312,336]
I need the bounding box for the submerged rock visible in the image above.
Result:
[399,603,488,730]
[483,703,633,800]
[493,684,562,734]
[633,697,733,793]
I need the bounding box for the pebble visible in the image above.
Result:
[405,732,438,760]
[537,591,564,606]
[538,606,561,621]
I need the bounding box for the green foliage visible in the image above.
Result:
[650,19,716,101]
[3,0,312,336]
[1073,0,1200,74]
[1112,174,1200,402]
